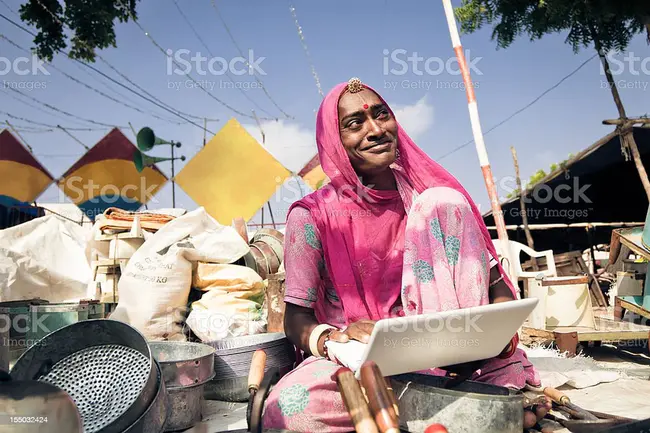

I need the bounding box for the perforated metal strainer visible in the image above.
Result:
[10,319,158,433]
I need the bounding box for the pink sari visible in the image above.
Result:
[262,82,540,432]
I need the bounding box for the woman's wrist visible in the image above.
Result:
[308,324,336,357]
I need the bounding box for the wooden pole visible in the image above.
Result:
[510,146,538,271]
[592,29,650,202]
[441,0,512,271]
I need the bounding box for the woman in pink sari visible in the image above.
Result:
[263,78,550,432]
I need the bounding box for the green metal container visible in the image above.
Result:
[0,301,34,364]
[26,303,89,344]
[0,307,10,372]
[86,302,106,320]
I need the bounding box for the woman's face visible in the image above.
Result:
[337,88,398,177]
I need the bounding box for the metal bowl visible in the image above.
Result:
[204,333,295,402]
[149,341,215,388]
[10,319,158,433]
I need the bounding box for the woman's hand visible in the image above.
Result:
[328,320,376,344]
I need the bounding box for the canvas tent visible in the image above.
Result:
[482,127,650,254]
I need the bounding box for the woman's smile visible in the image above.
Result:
[362,137,395,153]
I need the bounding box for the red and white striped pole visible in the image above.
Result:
[441,0,512,273]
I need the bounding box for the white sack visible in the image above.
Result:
[0,215,92,302]
[186,263,267,342]
[110,207,250,341]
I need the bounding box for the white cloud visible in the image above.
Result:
[242,119,316,173]
[241,95,434,173]
[392,95,434,141]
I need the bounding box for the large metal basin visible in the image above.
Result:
[204,333,295,402]
[390,373,523,433]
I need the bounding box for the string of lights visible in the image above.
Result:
[288,3,324,99]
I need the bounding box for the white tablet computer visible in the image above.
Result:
[337,298,538,379]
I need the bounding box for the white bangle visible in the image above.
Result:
[309,324,336,357]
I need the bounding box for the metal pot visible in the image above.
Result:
[390,373,524,433]
[148,341,215,432]
[252,229,285,263]
[164,383,204,432]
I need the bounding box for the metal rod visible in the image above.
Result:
[441,0,512,270]
[267,202,276,229]
[57,124,90,150]
[5,120,34,153]
[171,143,176,208]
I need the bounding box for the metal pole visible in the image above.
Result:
[267,202,277,229]
[171,143,176,208]
[441,0,512,273]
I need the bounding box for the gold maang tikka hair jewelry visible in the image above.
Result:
[347,77,364,93]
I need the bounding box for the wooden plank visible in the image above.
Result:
[618,298,650,320]
[523,316,650,343]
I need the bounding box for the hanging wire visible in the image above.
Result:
[0,10,217,134]
[5,87,124,128]
[211,0,293,119]
[30,0,215,123]
[1,110,115,132]
[173,0,277,119]
[113,0,274,121]
[1,87,107,129]
[0,33,184,124]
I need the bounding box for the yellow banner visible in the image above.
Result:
[175,118,291,224]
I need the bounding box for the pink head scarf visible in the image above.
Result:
[289,81,515,324]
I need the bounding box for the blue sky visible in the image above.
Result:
[1,0,648,225]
